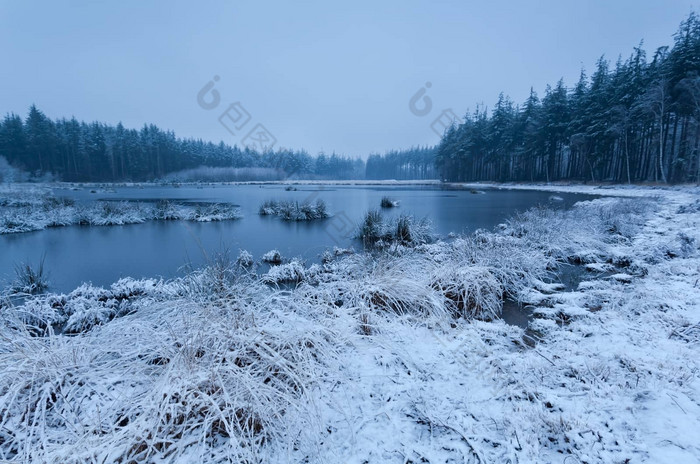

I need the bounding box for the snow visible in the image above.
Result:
[0,187,242,234]
[585,262,613,272]
[236,249,254,267]
[0,183,699,462]
[258,199,329,221]
[262,259,306,284]
[261,249,283,264]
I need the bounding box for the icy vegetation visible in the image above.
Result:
[1,186,699,463]
[258,199,329,221]
[0,187,242,234]
[11,256,48,295]
[357,210,432,247]
[261,249,283,264]
[380,195,399,208]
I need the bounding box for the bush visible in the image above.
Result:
[262,249,283,264]
[12,256,48,295]
[356,211,431,247]
[0,188,241,235]
[357,210,383,244]
[380,196,398,208]
[262,259,306,284]
[190,203,242,222]
[0,293,332,462]
[258,199,329,221]
[154,200,182,220]
[237,250,254,267]
[431,266,503,320]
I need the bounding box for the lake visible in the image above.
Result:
[0,184,597,292]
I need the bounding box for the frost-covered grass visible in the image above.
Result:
[258,199,329,221]
[0,187,242,234]
[262,259,306,284]
[1,187,700,462]
[261,249,283,264]
[356,210,432,248]
[11,256,48,295]
[380,196,398,208]
[0,290,334,462]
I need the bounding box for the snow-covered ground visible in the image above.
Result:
[0,184,699,463]
[0,186,242,234]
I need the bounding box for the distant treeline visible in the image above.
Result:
[365,146,436,180]
[0,106,365,182]
[436,13,700,183]
[5,15,699,185]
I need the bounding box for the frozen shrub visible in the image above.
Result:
[206,250,237,296]
[262,249,283,264]
[395,215,412,242]
[0,212,38,233]
[0,297,333,463]
[357,210,384,245]
[12,257,48,295]
[431,265,503,320]
[677,199,700,214]
[329,254,448,319]
[502,198,655,265]
[76,201,147,226]
[258,199,329,221]
[259,199,278,215]
[396,215,432,246]
[237,249,254,267]
[380,196,398,208]
[0,189,240,235]
[190,203,242,222]
[262,259,306,284]
[321,250,334,264]
[8,278,166,334]
[333,246,354,256]
[677,232,697,258]
[356,211,432,247]
[154,200,182,220]
[594,199,655,238]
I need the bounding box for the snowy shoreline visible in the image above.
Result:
[0,185,699,462]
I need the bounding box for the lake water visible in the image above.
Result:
[0,184,597,292]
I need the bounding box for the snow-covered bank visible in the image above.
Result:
[1,186,699,462]
[0,187,242,234]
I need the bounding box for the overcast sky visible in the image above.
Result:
[0,0,697,157]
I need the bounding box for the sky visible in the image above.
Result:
[0,0,697,158]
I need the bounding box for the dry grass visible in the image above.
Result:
[258,199,329,221]
[0,194,671,462]
[356,211,432,248]
[11,256,48,295]
[0,288,335,462]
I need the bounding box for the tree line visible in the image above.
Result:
[5,14,699,185]
[0,106,364,182]
[365,146,436,180]
[436,13,700,184]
